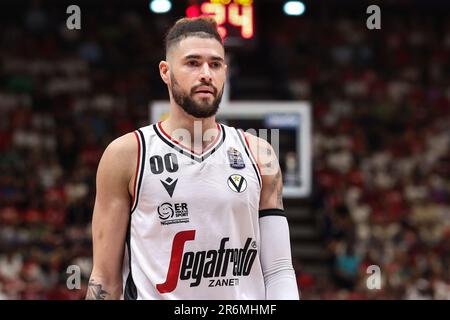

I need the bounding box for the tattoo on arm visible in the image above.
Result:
[86,279,110,300]
[253,136,284,209]
[260,146,277,171]
[269,168,284,210]
[275,169,284,209]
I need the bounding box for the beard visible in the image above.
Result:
[170,73,224,119]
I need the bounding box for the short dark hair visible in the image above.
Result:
[165,17,223,58]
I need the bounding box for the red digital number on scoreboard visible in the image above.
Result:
[186,0,254,40]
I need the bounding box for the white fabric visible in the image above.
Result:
[124,123,266,299]
[259,215,300,300]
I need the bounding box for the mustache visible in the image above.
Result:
[190,84,218,96]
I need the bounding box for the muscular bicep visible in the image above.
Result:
[244,133,283,210]
[260,162,283,210]
[87,133,136,299]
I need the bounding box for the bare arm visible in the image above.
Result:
[242,132,283,209]
[86,133,137,300]
[245,132,300,300]
[257,142,283,210]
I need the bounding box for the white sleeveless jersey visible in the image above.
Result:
[122,122,266,300]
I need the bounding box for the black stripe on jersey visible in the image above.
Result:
[259,208,286,218]
[130,129,146,214]
[124,218,137,300]
[153,123,226,163]
[236,129,262,187]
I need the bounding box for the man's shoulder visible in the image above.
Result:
[241,131,279,176]
[241,131,273,153]
[96,131,139,181]
[106,124,155,153]
[103,131,138,159]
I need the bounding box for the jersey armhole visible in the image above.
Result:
[130,129,146,214]
[235,128,262,188]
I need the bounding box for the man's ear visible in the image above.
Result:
[159,60,170,84]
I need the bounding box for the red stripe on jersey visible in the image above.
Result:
[131,131,141,210]
[242,131,262,179]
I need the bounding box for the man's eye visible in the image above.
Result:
[187,60,198,66]
[211,62,221,68]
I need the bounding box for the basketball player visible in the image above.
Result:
[86,17,299,300]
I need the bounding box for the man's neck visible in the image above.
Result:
[160,109,219,154]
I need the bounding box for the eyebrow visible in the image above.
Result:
[183,54,224,62]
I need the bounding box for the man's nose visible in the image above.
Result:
[199,62,212,83]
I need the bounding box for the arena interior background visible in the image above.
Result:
[0,0,449,299]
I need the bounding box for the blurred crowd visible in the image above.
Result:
[0,2,449,299]
[285,11,450,299]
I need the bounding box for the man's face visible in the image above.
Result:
[160,37,227,118]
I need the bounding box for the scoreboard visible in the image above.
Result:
[185,0,254,45]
